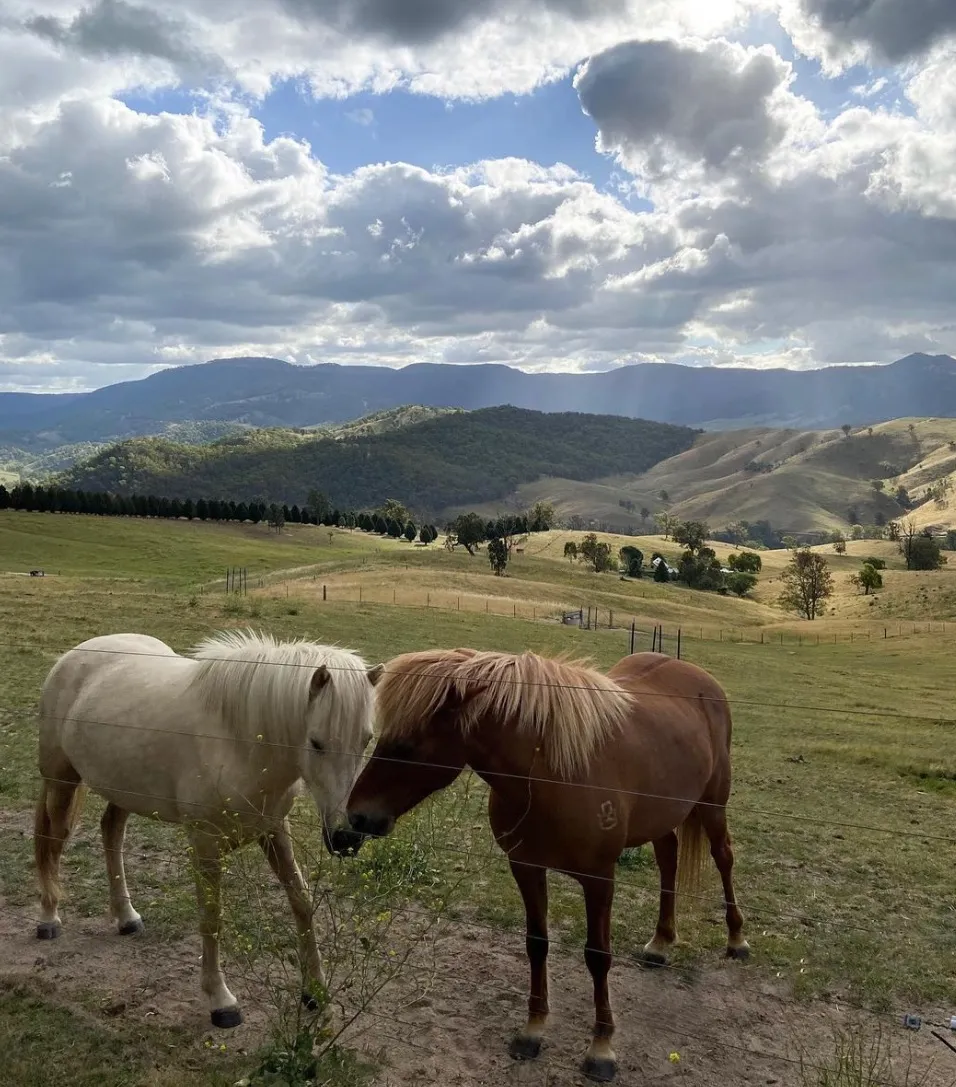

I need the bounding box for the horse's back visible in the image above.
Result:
[610,652,731,727]
[40,633,178,746]
[607,652,733,766]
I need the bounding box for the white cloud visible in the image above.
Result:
[1,0,956,390]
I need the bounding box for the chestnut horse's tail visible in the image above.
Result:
[676,806,707,898]
[34,777,86,908]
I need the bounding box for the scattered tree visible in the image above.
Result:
[580,532,613,572]
[871,479,885,493]
[726,572,757,597]
[841,424,852,439]
[619,545,644,578]
[307,490,330,523]
[673,520,709,555]
[779,549,834,619]
[639,506,651,527]
[728,551,762,574]
[658,490,670,502]
[850,563,883,595]
[528,501,555,532]
[380,498,410,527]
[654,511,678,539]
[832,537,847,555]
[899,523,945,571]
[403,521,417,543]
[563,541,578,563]
[946,529,956,551]
[452,512,486,555]
[268,504,285,533]
[487,537,509,576]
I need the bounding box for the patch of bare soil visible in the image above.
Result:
[1,892,951,1087]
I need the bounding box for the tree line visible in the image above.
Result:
[0,483,557,554]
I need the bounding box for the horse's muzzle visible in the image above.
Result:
[324,824,366,857]
[347,810,393,841]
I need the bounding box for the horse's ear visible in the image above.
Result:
[367,663,385,686]
[309,665,331,700]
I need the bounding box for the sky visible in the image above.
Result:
[1,1,956,392]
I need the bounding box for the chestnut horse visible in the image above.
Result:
[341,648,748,1083]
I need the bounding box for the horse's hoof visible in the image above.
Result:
[583,1056,618,1083]
[726,943,750,961]
[509,1034,542,1061]
[210,1005,243,1029]
[119,918,144,937]
[636,949,667,969]
[36,921,61,940]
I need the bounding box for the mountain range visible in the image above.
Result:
[3,352,956,449]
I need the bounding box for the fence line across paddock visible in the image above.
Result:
[5,685,956,846]
[255,576,945,651]
[0,637,951,729]
[19,758,956,919]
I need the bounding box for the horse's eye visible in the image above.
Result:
[310,739,325,753]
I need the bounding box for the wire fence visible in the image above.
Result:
[1,640,954,1083]
[252,578,946,652]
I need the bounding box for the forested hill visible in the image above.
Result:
[58,407,699,516]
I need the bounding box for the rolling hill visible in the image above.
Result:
[55,406,699,517]
[4,352,956,448]
[465,418,956,535]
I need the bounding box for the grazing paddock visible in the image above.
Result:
[0,513,954,1085]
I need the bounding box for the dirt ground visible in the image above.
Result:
[1,890,953,1087]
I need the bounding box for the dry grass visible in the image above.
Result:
[2,514,956,1085]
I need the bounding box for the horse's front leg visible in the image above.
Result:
[188,831,241,1028]
[580,872,617,1083]
[507,858,550,1061]
[259,818,327,1010]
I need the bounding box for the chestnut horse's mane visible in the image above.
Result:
[376,647,633,778]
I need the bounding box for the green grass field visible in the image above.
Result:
[0,512,954,1086]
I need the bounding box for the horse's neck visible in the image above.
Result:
[219,707,303,790]
[465,715,540,795]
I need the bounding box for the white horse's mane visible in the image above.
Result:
[186,628,371,745]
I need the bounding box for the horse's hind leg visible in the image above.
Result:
[101,804,143,936]
[699,805,748,959]
[34,769,85,940]
[638,831,678,968]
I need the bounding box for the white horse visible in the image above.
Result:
[34,628,383,1028]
